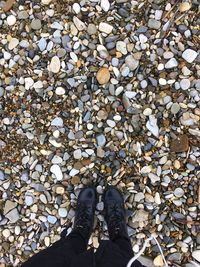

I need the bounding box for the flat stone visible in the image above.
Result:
[38,38,47,51]
[55,87,65,96]
[192,250,200,262]
[174,188,184,198]
[87,24,97,35]
[73,16,86,31]
[171,103,180,114]
[99,22,113,34]
[47,215,57,224]
[42,0,52,4]
[7,14,16,26]
[73,3,81,14]
[51,117,63,127]
[134,192,145,202]
[165,58,178,69]
[148,19,161,30]
[31,19,42,30]
[96,134,106,147]
[5,208,20,223]
[179,2,191,12]
[4,200,17,215]
[101,0,110,12]
[49,56,61,73]
[73,149,82,159]
[8,38,19,50]
[96,67,110,84]
[0,170,5,180]
[153,255,164,266]
[170,135,189,152]
[125,55,139,70]
[71,176,80,185]
[182,49,198,63]
[25,195,33,206]
[180,79,190,90]
[132,210,149,222]
[116,41,127,55]
[50,165,63,181]
[58,208,68,218]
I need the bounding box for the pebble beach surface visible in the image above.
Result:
[0,0,200,266]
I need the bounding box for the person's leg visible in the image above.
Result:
[21,186,97,267]
[21,232,87,267]
[103,186,142,265]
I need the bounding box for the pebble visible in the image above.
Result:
[47,215,57,224]
[7,15,16,26]
[5,208,20,223]
[171,103,180,114]
[73,16,86,31]
[125,55,139,70]
[8,38,19,50]
[38,38,47,51]
[153,255,164,266]
[170,135,189,153]
[25,195,33,206]
[179,2,191,12]
[174,188,184,198]
[73,149,82,159]
[49,56,61,73]
[87,24,97,35]
[31,19,42,30]
[116,41,127,55]
[146,115,159,138]
[42,0,52,4]
[72,3,81,14]
[180,79,190,90]
[96,134,106,147]
[134,192,145,202]
[51,117,63,127]
[0,170,5,180]
[192,250,200,262]
[50,165,63,181]
[99,22,113,34]
[96,68,110,84]
[101,0,110,12]
[165,58,178,69]
[55,87,65,96]
[148,19,161,30]
[58,208,68,218]
[182,49,198,63]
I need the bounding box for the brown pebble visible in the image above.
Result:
[71,176,80,185]
[170,135,189,153]
[3,0,15,12]
[179,2,191,12]
[96,67,110,85]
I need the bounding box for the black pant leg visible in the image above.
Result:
[113,236,134,257]
[21,231,87,267]
[113,237,145,267]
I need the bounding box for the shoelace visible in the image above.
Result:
[126,235,169,267]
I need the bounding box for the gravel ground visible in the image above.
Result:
[0,0,200,266]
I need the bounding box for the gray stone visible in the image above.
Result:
[5,208,20,223]
[4,200,17,215]
[31,19,42,30]
[171,103,180,114]
[125,55,139,71]
[148,19,161,30]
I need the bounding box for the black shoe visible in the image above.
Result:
[73,186,97,241]
[103,186,128,240]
